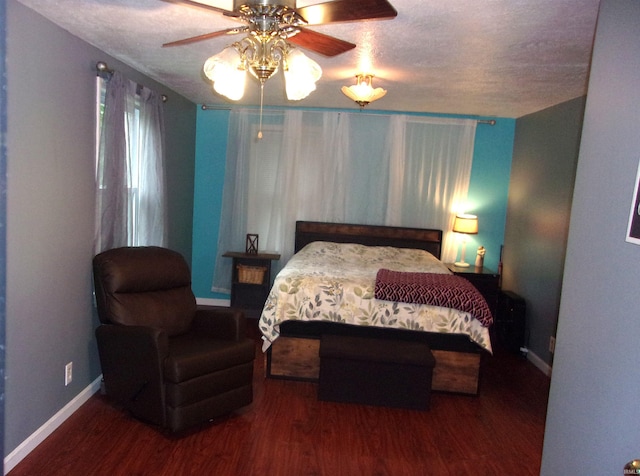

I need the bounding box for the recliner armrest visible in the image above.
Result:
[193,306,247,341]
[96,324,170,359]
[95,324,170,427]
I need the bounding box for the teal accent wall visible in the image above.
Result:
[192,109,515,300]
[192,108,231,300]
[466,118,516,270]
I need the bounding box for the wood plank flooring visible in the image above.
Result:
[8,322,550,476]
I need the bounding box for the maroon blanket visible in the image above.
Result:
[374,269,493,327]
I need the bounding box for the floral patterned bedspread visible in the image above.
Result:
[258,241,492,353]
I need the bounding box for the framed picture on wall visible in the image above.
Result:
[625,158,640,245]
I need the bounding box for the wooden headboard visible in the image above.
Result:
[295,221,443,259]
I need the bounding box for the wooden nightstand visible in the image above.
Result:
[445,263,500,317]
[223,251,280,319]
[495,290,527,355]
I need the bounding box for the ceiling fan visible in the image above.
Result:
[162,0,398,57]
[162,0,397,130]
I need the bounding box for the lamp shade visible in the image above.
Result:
[284,49,322,100]
[452,214,478,234]
[203,46,246,101]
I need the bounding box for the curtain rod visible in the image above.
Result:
[96,61,168,103]
[200,104,496,125]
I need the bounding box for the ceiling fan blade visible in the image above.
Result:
[297,0,397,25]
[162,0,231,13]
[288,28,356,57]
[162,27,244,47]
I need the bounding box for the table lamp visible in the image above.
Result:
[452,214,478,267]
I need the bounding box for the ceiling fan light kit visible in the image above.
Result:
[203,35,321,101]
[165,0,397,102]
[341,73,387,108]
[203,46,247,100]
[283,48,322,100]
[201,0,323,101]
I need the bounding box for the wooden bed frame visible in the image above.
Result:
[265,221,487,395]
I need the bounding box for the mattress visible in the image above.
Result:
[258,241,492,353]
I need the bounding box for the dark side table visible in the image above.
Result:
[223,251,280,319]
[445,263,500,317]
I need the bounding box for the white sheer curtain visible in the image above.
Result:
[94,71,167,253]
[136,85,167,246]
[211,109,476,293]
[212,110,351,292]
[385,115,477,261]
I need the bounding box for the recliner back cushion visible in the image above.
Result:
[94,246,197,336]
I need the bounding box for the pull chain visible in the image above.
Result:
[258,83,264,140]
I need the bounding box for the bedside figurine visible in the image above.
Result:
[475,246,486,268]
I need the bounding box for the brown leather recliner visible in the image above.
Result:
[93,246,255,432]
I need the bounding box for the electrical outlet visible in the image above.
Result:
[65,362,73,386]
[549,336,556,354]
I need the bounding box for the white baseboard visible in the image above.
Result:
[196,297,230,307]
[4,376,102,475]
[4,298,229,474]
[527,349,553,377]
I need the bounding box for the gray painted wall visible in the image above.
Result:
[541,0,640,473]
[503,97,585,366]
[0,2,7,473]
[5,1,197,456]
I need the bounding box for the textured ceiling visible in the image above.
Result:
[15,0,600,118]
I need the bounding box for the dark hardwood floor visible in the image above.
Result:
[9,321,550,476]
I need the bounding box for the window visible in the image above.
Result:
[94,72,166,253]
[212,109,477,293]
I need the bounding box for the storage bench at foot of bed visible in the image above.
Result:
[318,334,436,410]
[266,335,483,395]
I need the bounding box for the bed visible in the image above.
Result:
[258,221,493,395]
